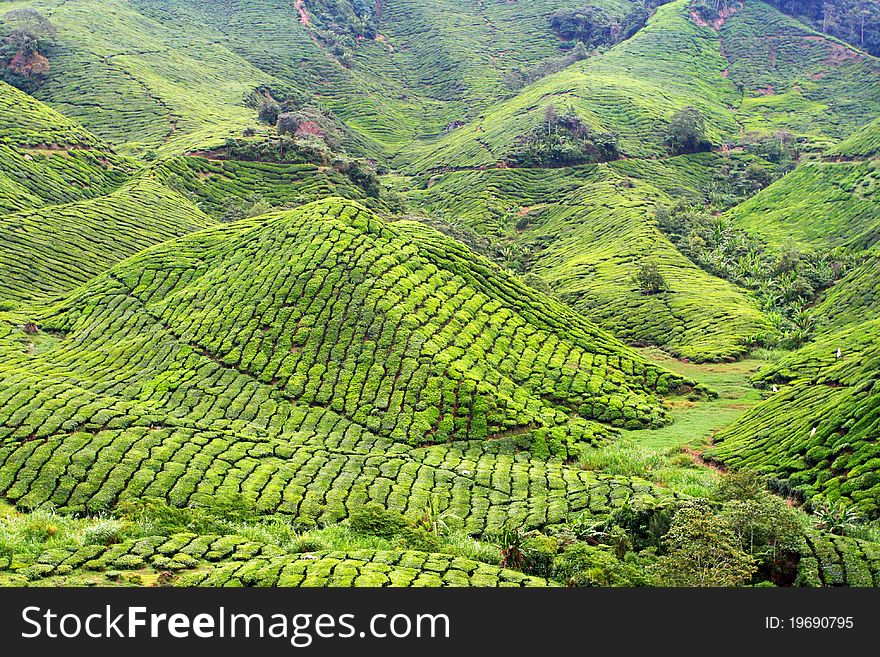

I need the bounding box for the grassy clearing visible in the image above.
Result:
[581,347,770,497]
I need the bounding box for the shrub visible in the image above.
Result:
[348,503,407,538]
[609,501,676,551]
[81,518,126,547]
[552,543,639,586]
[496,525,527,570]
[522,533,558,578]
[653,500,757,586]
[633,262,667,294]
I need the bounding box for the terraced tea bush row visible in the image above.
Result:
[0,530,551,587]
[797,530,880,587]
[156,156,377,218]
[0,145,132,214]
[0,419,669,532]
[0,178,214,303]
[0,79,99,148]
[726,161,880,252]
[706,317,880,517]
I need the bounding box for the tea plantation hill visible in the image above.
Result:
[705,315,880,518]
[719,1,880,151]
[405,156,772,362]
[829,116,880,160]
[0,199,698,528]
[13,0,638,159]
[19,1,878,165]
[725,160,880,252]
[0,79,133,214]
[0,78,217,305]
[704,131,880,518]
[2,0,880,587]
[399,0,880,172]
[4,198,879,587]
[0,80,391,308]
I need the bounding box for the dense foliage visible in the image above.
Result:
[507,107,620,167]
[0,8,55,91]
[656,202,858,348]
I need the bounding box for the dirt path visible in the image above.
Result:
[294,0,310,26]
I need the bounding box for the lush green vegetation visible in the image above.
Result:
[0,0,878,588]
[828,116,880,159]
[406,157,772,362]
[725,161,880,252]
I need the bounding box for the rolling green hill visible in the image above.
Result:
[1,0,879,588]
[398,0,880,171]
[0,200,687,541]
[720,1,880,150]
[0,178,214,304]
[725,160,880,252]
[0,78,100,148]
[705,316,880,517]
[828,116,880,160]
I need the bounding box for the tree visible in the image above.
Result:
[544,103,558,135]
[1,8,56,86]
[654,501,757,587]
[666,106,711,155]
[3,8,57,39]
[633,261,667,294]
[257,97,281,125]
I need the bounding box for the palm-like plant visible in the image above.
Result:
[813,500,861,535]
[497,525,527,570]
[416,496,459,537]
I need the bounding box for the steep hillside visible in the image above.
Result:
[398,0,880,171]
[7,0,642,159]
[725,160,880,252]
[0,178,214,304]
[813,250,880,333]
[21,0,277,154]
[0,79,99,148]
[0,199,689,535]
[705,316,880,518]
[401,0,741,170]
[828,116,880,160]
[720,1,880,150]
